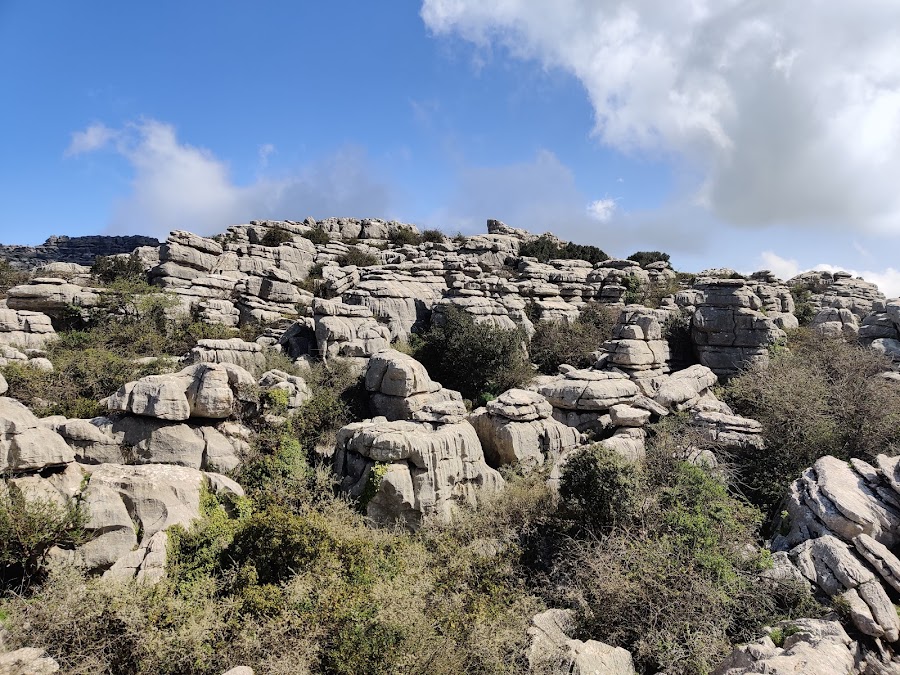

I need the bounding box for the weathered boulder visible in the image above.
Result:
[108,362,255,421]
[527,609,636,675]
[0,309,56,349]
[188,338,267,374]
[0,398,74,473]
[334,418,503,528]
[313,299,390,360]
[0,647,60,674]
[538,369,640,412]
[652,364,719,410]
[812,307,859,339]
[713,618,863,675]
[603,306,672,376]
[6,278,100,320]
[691,280,784,377]
[470,389,580,468]
[364,350,461,421]
[691,410,764,453]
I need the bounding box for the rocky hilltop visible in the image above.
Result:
[0,234,160,269]
[1,217,899,674]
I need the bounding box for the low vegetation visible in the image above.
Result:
[337,247,379,268]
[529,302,618,374]
[91,254,145,285]
[412,305,533,404]
[725,328,900,512]
[387,228,423,247]
[302,227,331,245]
[0,259,29,298]
[260,227,296,247]
[518,234,609,264]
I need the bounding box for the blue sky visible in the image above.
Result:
[3,1,900,293]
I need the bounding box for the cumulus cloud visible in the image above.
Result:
[65,123,117,157]
[587,198,616,223]
[758,250,900,297]
[422,0,900,231]
[67,119,392,238]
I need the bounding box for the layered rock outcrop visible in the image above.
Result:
[773,454,900,643]
[0,234,158,269]
[469,389,580,469]
[364,349,461,421]
[333,416,503,528]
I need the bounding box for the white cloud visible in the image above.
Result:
[67,119,392,238]
[759,251,800,281]
[422,0,900,232]
[587,198,616,223]
[64,123,117,157]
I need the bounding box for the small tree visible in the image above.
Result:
[260,227,295,247]
[627,251,670,267]
[91,254,145,285]
[303,227,331,245]
[414,305,532,402]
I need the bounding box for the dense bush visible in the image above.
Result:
[554,443,816,674]
[725,329,900,512]
[627,251,670,267]
[260,226,295,247]
[0,485,86,590]
[91,255,145,285]
[518,234,609,264]
[414,305,533,403]
[420,229,446,243]
[337,247,380,268]
[529,303,618,374]
[789,283,817,326]
[387,228,423,246]
[302,227,331,245]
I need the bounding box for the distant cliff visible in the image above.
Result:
[0,234,159,269]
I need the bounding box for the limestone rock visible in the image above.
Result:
[188,338,267,373]
[6,278,100,320]
[108,362,255,421]
[313,299,390,360]
[470,389,580,468]
[538,369,640,412]
[691,410,764,452]
[0,398,74,473]
[0,647,60,674]
[365,350,462,421]
[653,364,719,410]
[334,418,503,528]
[812,307,859,339]
[527,609,636,675]
[0,309,56,349]
[713,618,862,675]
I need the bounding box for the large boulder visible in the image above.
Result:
[713,618,863,675]
[364,350,462,421]
[312,299,390,360]
[538,369,640,412]
[6,278,101,320]
[0,398,74,473]
[470,389,580,468]
[334,417,503,528]
[527,609,636,675]
[0,647,60,674]
[188,338,267,374]
[107,362,256,421]
[0,309,56,349]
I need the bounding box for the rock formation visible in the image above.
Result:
[0,234,159,269]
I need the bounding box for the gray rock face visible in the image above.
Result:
[0,309,56,349]
[0,234,158,269]
[812,307,859,339]
[603,306,673,377]
[469,389,581,468]
[108,362,256,421]
[713,618,863,675]
[773,454,900,642]
[691,410,764,452]
[0,398,74,473]
[653,364,719,410]
[364,349,461,421]
[334,417,503,528]
[313,299,390,360]
[0,647,60,674]
[538,369,640,412]
[188,338,267,374]
[6,278,101,320]
[691,280,785,377]
[527,609,636,675]
[789,271,885,319]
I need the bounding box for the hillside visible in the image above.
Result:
[1,217,899,675]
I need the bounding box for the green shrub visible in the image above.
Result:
[302,227,331,245]
[260,226,295,247]
[388,228,423,246]
[91,254,145,285]
[529,303,618,374]
[421,229,446,243]
[622,275,644,304]
[627,251,670,267]
[790,284,817,326]
[0,259,29,298]
[558,445,639,531]
[0,484,86,590]
[337,247,380,268]
[725,329,900,513]
[518,235,609,264]
[414,305,533,401]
